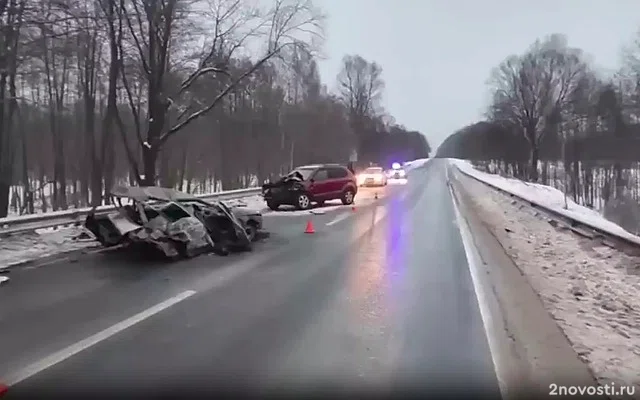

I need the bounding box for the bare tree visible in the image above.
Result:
[488,34,589,181]
[116,0,325,185]
[336,54,384,162]
[0,0,430,217]
[0,0,26,218]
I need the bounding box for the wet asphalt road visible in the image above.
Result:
[0,160,500,398]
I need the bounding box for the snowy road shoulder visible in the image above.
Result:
[458,169,640,395]
[451,159,640,244]
[0,225,99,271]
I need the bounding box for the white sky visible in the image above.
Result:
[315,0,640,150]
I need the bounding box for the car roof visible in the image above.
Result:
[296,163,347,170]
[365,167,383,170]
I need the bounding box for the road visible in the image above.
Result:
[0,160,501,398]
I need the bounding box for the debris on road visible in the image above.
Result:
[223,195,269,213]
[461,173,640,394]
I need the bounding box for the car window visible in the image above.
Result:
[364,168,383,174]
[313,169,329,181]
[328,167,348,179]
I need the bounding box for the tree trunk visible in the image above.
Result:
[0,182,9,218]
[142,146,158,186]
[529,146,539,182]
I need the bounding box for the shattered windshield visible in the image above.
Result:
[289,168,315,181]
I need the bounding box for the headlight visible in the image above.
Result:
[399,170,406,177]
[357,175,365,184]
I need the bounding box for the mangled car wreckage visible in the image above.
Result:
[84,186,264,258]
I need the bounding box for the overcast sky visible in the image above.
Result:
[315,0,640,151]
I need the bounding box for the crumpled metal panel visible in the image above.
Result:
[166,216,213,252]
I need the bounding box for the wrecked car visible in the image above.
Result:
[261,164,357,210]
[84,186,264,258]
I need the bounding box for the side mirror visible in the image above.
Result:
[309,178,315,183]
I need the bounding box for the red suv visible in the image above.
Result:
[261,164,358,210]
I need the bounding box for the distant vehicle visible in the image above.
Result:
[261,164,358,210]
[388,162,407,179]
[357,166,388,187]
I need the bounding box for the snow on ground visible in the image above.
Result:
[460,171,640,395]
[451,159,640,244]
[0,226,97,270]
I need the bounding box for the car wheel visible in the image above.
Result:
[267,201,279,211]
[296,193,311,210]
[341,188,355,205]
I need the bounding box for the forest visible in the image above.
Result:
[436,31,640,215]
[0,0,430,218]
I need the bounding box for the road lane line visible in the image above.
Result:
[2,290,197,387]
[326,212,351,226]
[448,176,507,399]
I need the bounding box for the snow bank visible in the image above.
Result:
[405,158,430,171]
[460,172,640,395]
[451,159,640,244]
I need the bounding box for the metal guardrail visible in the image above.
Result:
[0,187,263,237]
[453,164,640,252]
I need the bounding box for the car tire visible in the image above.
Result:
[296,193,311,210]
[267,201,279,211]
[341,188,355,205]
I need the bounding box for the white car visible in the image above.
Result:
[388,162,407,179]
[357,167,388,187]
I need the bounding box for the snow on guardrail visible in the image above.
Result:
[451,158,640,247]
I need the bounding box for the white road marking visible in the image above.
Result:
[326,212,351,226]
[2,290,197,387]
[447,175,507,399]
